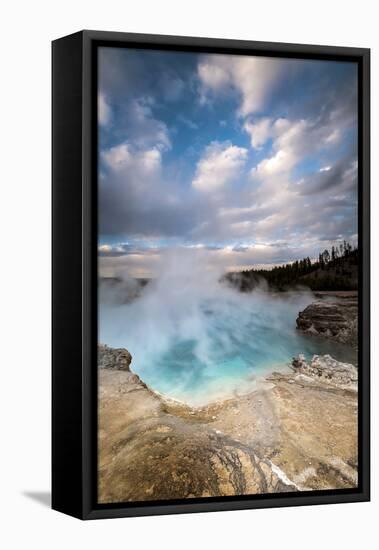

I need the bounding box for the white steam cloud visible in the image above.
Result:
[99,249,345,404]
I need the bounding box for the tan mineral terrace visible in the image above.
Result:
[98,345,358,503]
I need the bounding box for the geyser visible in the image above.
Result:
[99,249,356,404]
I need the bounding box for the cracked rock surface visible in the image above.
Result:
[296,296,358,347]
[98,344,358,503]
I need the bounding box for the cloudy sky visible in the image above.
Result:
[98,47,358,278]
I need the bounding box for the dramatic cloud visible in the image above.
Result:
[98,48,358,276]
[244,117,272,149]
[99,142,197,238]
[198,55,288,116]
[102,142,162,174]
[192,141,248,192]
[122,97,171,152]
[97,48,185,151]
[298,157,358,196]
[98,92,112,126]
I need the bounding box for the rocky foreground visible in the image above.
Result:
[98,345,358,503]
[296,293,358,347]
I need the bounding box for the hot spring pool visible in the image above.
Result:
[99,279,357,405]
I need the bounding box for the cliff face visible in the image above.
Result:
[98,345,358,504]
[296,296,358,347]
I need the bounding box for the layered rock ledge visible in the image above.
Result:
[291,354,358,391]
[296,295,358,347]
[98,344,358,503]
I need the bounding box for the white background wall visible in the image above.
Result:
[0,1,376,548]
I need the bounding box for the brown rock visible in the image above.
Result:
[296,298,358,347]
[98,345,297,503]
[98,345,358,502]
[98,344,132,371]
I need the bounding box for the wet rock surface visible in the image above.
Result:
[98,345,358,503]
[296,296,358,347]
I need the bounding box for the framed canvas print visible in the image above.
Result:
[52,30,370,519]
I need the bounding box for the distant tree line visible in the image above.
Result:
[225,241,358,292]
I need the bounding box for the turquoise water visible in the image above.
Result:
[149,308,356,402]
[99,278,357,405]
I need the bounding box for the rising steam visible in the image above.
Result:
[99,248,349,404]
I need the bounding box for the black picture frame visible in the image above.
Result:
[52,30,370,520]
